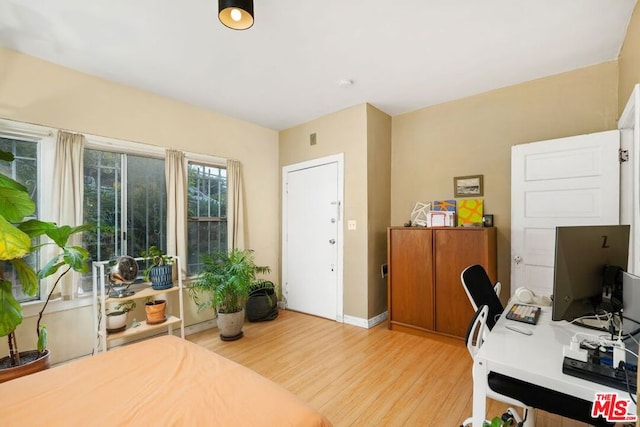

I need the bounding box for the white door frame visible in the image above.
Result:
[282,153,344,322]
[619,83,640,275]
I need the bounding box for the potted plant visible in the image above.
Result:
[189,249,270,341]
[0,150,91,382]
[140,246,174,290]
[106,300,136,333]
[144,297,167,325]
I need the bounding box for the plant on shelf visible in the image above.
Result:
[140,246,174,290]
[0,149,91,382]
[189,248,270,341]
[144,297,167,325]
[106,300,137,333]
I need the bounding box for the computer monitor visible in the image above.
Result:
[552,224,630,322]
[622,271,640,333]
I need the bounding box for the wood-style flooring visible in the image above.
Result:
[187,310,589,427]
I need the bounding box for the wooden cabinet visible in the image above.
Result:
[387,227,497,339]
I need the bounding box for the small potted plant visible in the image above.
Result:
[144,297,167,325]
[189,249,270,341]
[106,300,136,333]
[140,246,174,290]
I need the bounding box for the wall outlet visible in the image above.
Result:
[347,220,357,230]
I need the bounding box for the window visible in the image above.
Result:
[187,163,227,274]
[0,137,40,302]
[1,119,230,302]
[82,149,166,292]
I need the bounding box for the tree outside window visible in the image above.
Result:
[187,163,227,275]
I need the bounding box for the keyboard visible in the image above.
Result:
[506,304,541,325]
[563,357,637,393]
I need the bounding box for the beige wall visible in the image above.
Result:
[279,104,391,320]
[391,62,619,296]
[366,105,391,317]
[280,105,369,319]
[619,2,640,110]
[0,46,280,363]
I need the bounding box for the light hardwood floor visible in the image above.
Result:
[187,310,589,426]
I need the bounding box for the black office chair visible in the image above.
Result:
[461,264,504,330]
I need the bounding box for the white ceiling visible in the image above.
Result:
[0,0,636,130]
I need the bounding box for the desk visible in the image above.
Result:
[472,302,637,426]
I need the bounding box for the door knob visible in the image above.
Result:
[514,255,522,264]
[329,239,336,244]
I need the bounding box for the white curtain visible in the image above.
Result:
[165,150,188,277]
[227,159,246,250]
[51,131,85,299]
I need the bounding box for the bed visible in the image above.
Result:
[0,335,332,426]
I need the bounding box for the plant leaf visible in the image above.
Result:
[0,173,27,192]
[37,324,48,353]
[10,258,38,296]
[0,280,23,337]
[45,224,93,247]
[0,186,35,222]
[0,216,32,261]
[63,246,90,273]
[0,150,14,162]
[18,219,56,239]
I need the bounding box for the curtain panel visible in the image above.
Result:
[165,150,188,278]
[51,131,85,299]
[227,159,245,250]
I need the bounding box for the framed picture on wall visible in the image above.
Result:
[454,175,484,197]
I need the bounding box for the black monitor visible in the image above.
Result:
[552,224,630,322]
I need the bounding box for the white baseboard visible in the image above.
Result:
[343,311,388,329]
[184,319,217,336]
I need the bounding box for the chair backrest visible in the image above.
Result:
[461,264,504,330]
[465,305,488,358]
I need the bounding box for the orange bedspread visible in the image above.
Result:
[0,335,332,426]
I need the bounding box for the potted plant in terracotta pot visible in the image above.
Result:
[140,246,174,290]
[144,297,167,325]
[0,150,91,382]
[189,249,270,341]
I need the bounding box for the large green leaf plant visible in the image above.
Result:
[190,249,270,314]
[0,150,91,367]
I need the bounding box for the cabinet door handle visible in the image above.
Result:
[329,239,336,244]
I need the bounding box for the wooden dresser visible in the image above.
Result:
[387,226,497,339]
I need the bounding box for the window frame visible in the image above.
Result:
[0,119,228,317]
[186,161,228,275]
[0,120,79,316]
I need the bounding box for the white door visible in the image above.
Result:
[282,154,343,321]
[511,130,620,298]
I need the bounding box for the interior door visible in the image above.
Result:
[283,155,343,321]
[511,130,620,297]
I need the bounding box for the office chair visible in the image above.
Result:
[461,264,504,330]
[460,305,535,427]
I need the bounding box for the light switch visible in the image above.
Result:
[347,220,357,230]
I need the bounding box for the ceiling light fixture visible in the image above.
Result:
[218,0,254,30]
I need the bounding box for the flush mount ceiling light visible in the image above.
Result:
[219,0,254,30]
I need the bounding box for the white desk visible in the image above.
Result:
[472,302,637,426]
